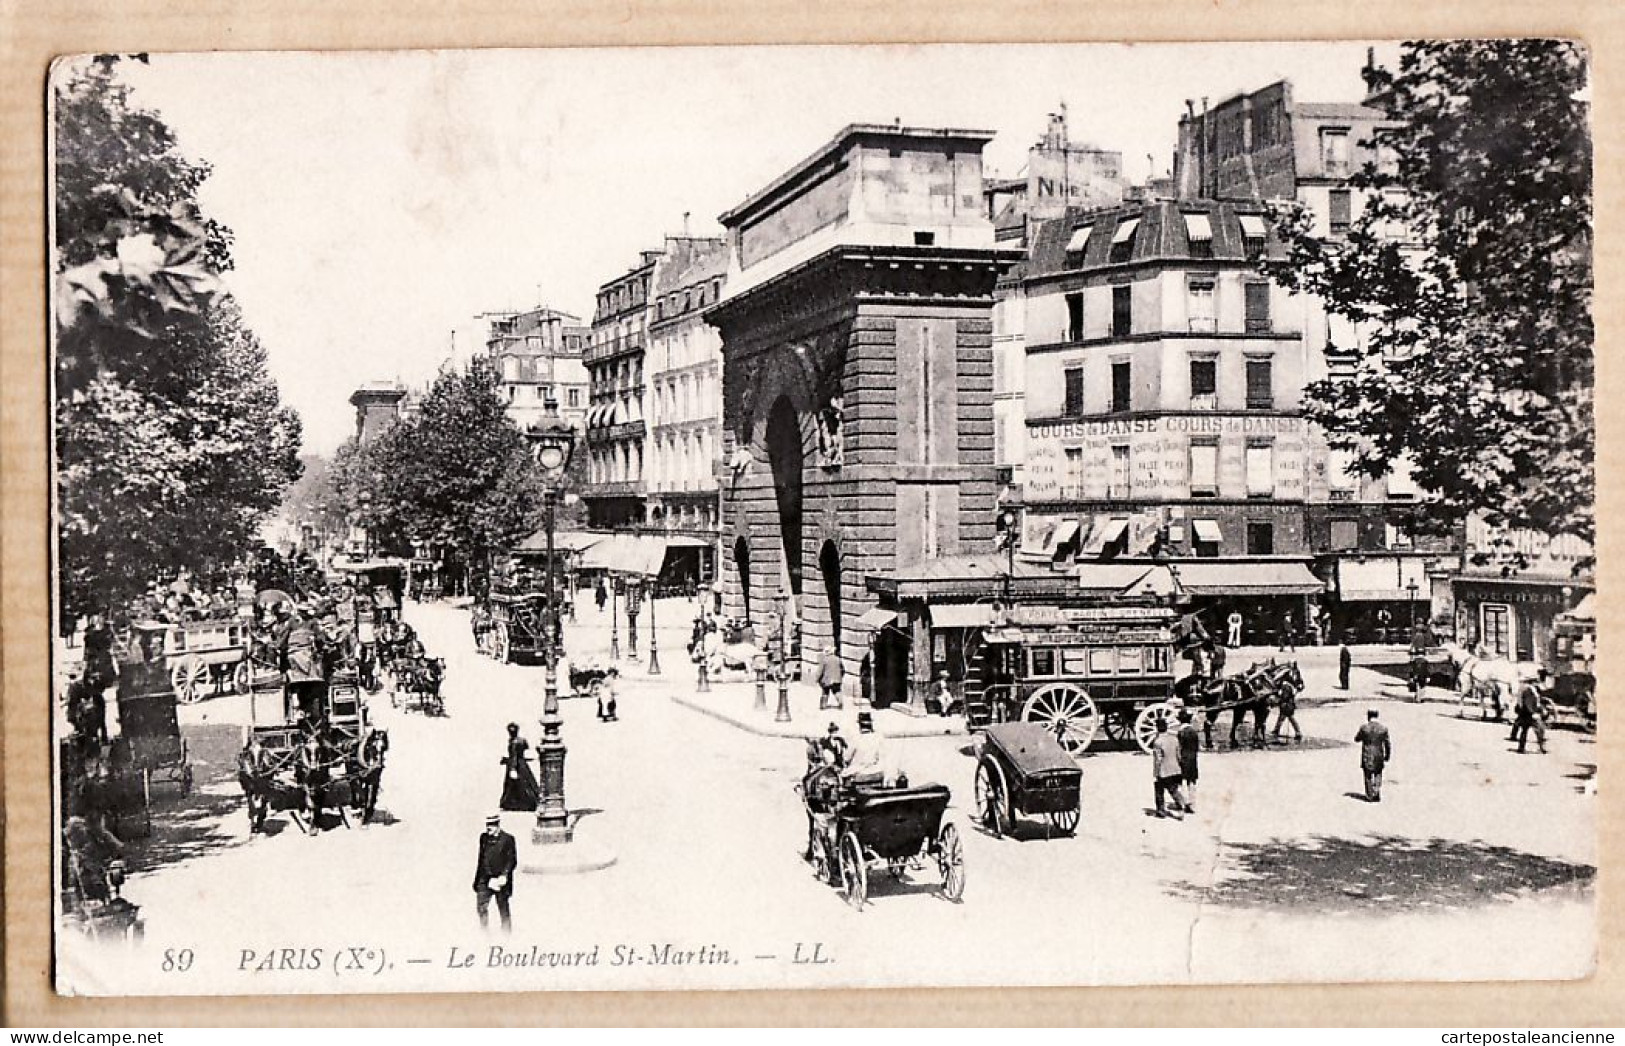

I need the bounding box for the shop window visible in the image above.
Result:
[1482,604,1511,659]
[1246,520,1275,555]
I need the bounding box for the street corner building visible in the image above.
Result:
[709,124,1022,709]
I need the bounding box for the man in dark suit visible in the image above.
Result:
[474,814,518,931]
[1354,709,1392,802]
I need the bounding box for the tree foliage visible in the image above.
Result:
[360,364,553,565]
[1264,40,1592,542]
[54,57,302,620]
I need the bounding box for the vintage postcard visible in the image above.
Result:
[48,40,1596,997]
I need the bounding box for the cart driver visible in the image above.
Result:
[840,712,902,789]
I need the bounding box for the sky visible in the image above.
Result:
[103,42,1389,454]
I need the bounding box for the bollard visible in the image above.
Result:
[775,669,792,723]
[754,663,767,712]
[697,658,710,693]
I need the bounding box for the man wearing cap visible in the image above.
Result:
[1151,715,1186,818]
[818,722,849,768]
[1354,709,1392,802]
[1513,669,1550,755]
[473,814,518,931]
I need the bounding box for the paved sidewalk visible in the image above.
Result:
[666,676,964,740]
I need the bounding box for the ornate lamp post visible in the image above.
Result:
[773,591,792,723]
[646,582,661,675]
[609,579,621,660]
[522,420,578,845]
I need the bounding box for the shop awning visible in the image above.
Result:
[1065,224,1093,252]
[1083,517,1129,555]
[1171,561,1325,597]
[855,607,899,630]
[577,534,667,576]
[930,603,995,629]
[1239,214,1269,240]
[1561,592,1595,623]
[1019,514,1072,561]
[1074,563,1158,593]
[1191,518,1223,544]
[1183,212,1213,242]
[1336,556,1430,601]
[514,530,604,554]
[1112,217,1140,244]
[1050,520,1080,551]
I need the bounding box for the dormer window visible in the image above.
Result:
[1065,224,1093,256]
[1110,218,1139,263]
[1183,213,1213,260]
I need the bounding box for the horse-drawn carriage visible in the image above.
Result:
[389,654,446,716]
[973,722,1082,837]
[158,617,252,705]
[970,604,1179,756]
[1149,658,1305,751]
[60,813,144,943]
[798,760,965,911]
[239,665,388,835]
[484,591,552,664]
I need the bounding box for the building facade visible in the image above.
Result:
[349,381,406,445]
[645,235,728,584]
[583,251,659,529]
[710,123,1017,707]
[1446,520,1592,664]
[482,307,590,433]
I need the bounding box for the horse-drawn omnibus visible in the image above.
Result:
[967,603,1179,756]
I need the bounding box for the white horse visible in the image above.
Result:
[1455,650,1538,721]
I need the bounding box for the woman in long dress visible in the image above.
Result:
[499,722,541,811]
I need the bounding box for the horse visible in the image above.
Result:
[347,729,388,824]
[1227,665,1276,749]
[1456,654,1533,721]
[399,656,446,715]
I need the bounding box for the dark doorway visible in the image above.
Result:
[733,536,752,623]
[820,540,842,656]
[873,625,910,708]
[766,397,805,598]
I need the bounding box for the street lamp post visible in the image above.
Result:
[522,420,578,845]
[646,583,661,675]
[1406,579,1420,643]
[609,579,620,660]
[773,592,792,723]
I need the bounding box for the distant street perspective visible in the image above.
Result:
[52,39,1594,995]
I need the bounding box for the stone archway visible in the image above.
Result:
[766,396,804,601]
[820,539,842,656]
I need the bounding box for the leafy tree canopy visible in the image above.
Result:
[1264,39,1592,543]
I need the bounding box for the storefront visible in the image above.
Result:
[1320,553,1440,644]
[1451,574,1590,664]
[1158,559,1325,647]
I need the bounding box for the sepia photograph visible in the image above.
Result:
[46,38,1596,998]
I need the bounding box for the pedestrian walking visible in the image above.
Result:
[1279,610,1297,652]
[473,814,517,931]
[1151,717,1186,819]
[1339,643,1352,690]
[1227,610,1243,648]
[816,646,844,710]
[1512,670,1549,754]
[1176,710,1201,813]
[595,578,607,613]
[595,667,620,722]
[1272,679,1303,742]
[1209,641,1226,679]
[1354,709,1392,802]
[499,723,541,811]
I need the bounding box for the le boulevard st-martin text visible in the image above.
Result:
[227,942,835,977]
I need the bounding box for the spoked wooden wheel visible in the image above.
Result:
[1046,804,1081,836]
[1022,683,1099,756]
[974,757,1011,837]
[1100,711,1134,744]
[838,832,867,910]
[937,822,965,902]
[1134,702,1180,754]
[171,657,208,704]
[492,625,510,664]
[232,661,251,694]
